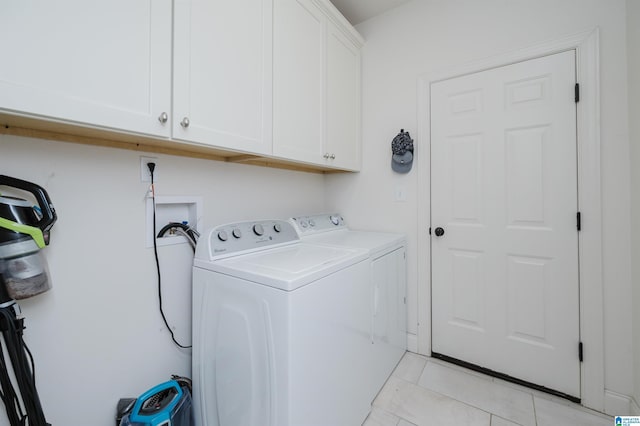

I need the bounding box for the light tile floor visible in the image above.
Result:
[363,352,613,426]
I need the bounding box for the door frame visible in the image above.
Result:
[416,28,603,411]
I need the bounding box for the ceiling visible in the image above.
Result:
[330,0,413,25]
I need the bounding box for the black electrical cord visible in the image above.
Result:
[0,333,23,425]
[0,300,49,426]
[148,163,192,349]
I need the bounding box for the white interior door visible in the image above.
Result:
[431,50,580,398]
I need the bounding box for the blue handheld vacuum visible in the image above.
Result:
[119,377,193,426]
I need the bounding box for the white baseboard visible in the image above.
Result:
[604,390,638,416]
[407,333,418,353]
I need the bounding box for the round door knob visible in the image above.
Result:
[158,112,168,124]
[180,117,190,128]
[434,227,445,237]
[253,224,264,236]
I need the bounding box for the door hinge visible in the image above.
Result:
[579,341,584,362]
[577,211,582,231]
[575,83,580,103]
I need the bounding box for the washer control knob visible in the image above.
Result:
[217,230,228,242]
[232,228,242,239]
[309,219,316,227]
[300,220,309,228]
[253,224,264,236]
[273,223,282,233]
[330,215,341,226]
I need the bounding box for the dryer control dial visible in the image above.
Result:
[232,229,242,239]
[253,224,264,236]
[217,231,228,242]
[289,213,348,235]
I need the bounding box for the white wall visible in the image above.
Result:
[325,0,633,410]
[0,134,325,425]
[628,0,640,414]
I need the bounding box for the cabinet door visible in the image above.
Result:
[272,0,325,163]
[326,21,361,170]
[0,0,172,137]
[173,0,272,154]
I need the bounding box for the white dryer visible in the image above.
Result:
[192,220,373,426]
[290,214,407,401]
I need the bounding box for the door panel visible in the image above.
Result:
[0,0,172,137]
[173,0,272,153]
[431,50,579,397]
[326,21,361,169]
[272,0,324,162]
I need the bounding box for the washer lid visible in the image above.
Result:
[194,242,367,291]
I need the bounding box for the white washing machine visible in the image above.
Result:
[290,213,407,402]
[192,219,374,426]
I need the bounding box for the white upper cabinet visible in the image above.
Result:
[273,0,325,164]
[0,0,172,137]
[0,0,361,171]
[273,0,363,171]
[326,19,361,170]
[173,0,273,154]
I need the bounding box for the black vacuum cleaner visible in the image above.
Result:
[0,174,57,426]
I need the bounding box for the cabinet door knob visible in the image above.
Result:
[330,154,336,160]
[323,153,330,159]
[158,112,168,124]
[180,117,190,128]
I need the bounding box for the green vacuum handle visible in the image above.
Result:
[0,175,57,245]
